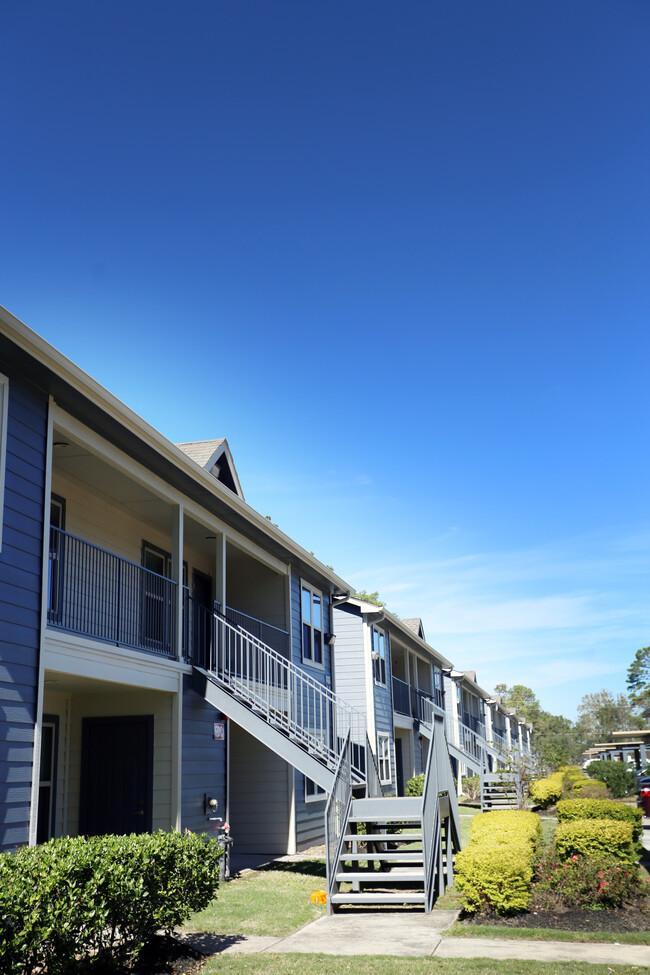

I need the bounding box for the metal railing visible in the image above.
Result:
[365,733,384,799]
[47,527,177,657]
[458,719,486,765]
[191,609,366,781]
[223,605,290,656]
[460,712,486,737]
[392,676,444,724]
[421,717,442,912]
[325,731,353,914]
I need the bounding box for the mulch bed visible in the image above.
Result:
[462,906,650,933]
[119,936,208,975]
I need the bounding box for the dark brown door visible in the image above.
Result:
[80,716,153,835]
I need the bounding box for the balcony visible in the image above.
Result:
[48,528,289,661]
[392,676,443,725]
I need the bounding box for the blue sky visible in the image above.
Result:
[1,2,648,718]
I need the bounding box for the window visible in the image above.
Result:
[37,715,58,843]
[301,582,323,666]
[377,734,392,785]
[371,625,386,685]
[0,373,8,552]
[304,777,326,803]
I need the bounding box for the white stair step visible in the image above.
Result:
[337,870,425,883]
[345,832,421,842]
[342,851,423,862]
[348,815,421,824]
[330,892,426,905]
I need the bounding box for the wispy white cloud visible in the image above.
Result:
[343,527,650,718]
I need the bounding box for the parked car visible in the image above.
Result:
[637,775,650,815]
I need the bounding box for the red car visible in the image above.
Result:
[638,776,650,816]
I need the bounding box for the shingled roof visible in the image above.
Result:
[176,438,226,467]
[402,617,425,640]
[175,438,243,499]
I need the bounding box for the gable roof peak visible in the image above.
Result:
[175,438,244,499]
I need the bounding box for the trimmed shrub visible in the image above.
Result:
[0,830,223,974]
[554,818,636,863]
[571,778,609,799]
[556,798,643,841]
[456,810,542,914]
[406,774,424,796]
[529,771,564,808]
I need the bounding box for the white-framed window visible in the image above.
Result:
[0,373,8,552]
[301,581,324,666]
[377,733,392,785]
[304,777,326,803]
[371,625,387,685]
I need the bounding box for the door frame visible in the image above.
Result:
[80,715,154,836]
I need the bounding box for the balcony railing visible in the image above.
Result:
[48,528,290,663]
[392,676,444,725]
[459,711,486,738]
[48,528,177,657]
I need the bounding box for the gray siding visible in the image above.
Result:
[290,570,332,849]
[0,373,47,851]
[294,767,326,850]
[373,631,396,794]
[181,677,226,835]
[229,723,290,854]
[332,604,367,715]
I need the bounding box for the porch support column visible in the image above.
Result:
[172,676,182,830]
[215,532,226,611]
[172,504,184,661]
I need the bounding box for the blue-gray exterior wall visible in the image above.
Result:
[0,371,47,851]
[332,604,367,716]
[373,631,396,794]
[290,569,332,850]
[181,676,226,835]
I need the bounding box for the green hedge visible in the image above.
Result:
[529,771,564,808]
[556,798,643,841]
[554,818,636,863]
[456,810,542,914]
[0,831,223,974]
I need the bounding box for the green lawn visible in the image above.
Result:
[183,860,328,937]
[198,953,648,975]
[445,922,650,945]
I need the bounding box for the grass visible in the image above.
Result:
[183,860,327,937]
[198,953,649,975]
[445,922,650,945]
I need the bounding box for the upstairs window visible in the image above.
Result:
[301,582,323,666]
[304,777,326,803]
[371,626,387,685]
[377,733,391,784]
[0,373,7,552]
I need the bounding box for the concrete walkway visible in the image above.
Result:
[181,909,650,966]
[179,818,650,966]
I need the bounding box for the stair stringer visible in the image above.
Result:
[195,668,336,792]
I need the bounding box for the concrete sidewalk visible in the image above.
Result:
[181,910,650,966]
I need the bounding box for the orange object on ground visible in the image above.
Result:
[310,890,327,904]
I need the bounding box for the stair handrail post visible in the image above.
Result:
[365,733,384,798]
[325,729,352,915]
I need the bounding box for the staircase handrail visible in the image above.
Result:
[365,733,384,798]
[325,730,353,914]
[194,608,366,781]
[421,717,442,912]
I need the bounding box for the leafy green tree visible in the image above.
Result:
[586,759,637,798]
[494,684,541,721]
[353,590,386,607]
[494,684,584,772]
[627,646,650,718]
[576,689,636,745]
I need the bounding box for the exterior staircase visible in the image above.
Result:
[481,771,520,811]
[190,608,366,792]
[326,714,460,912]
